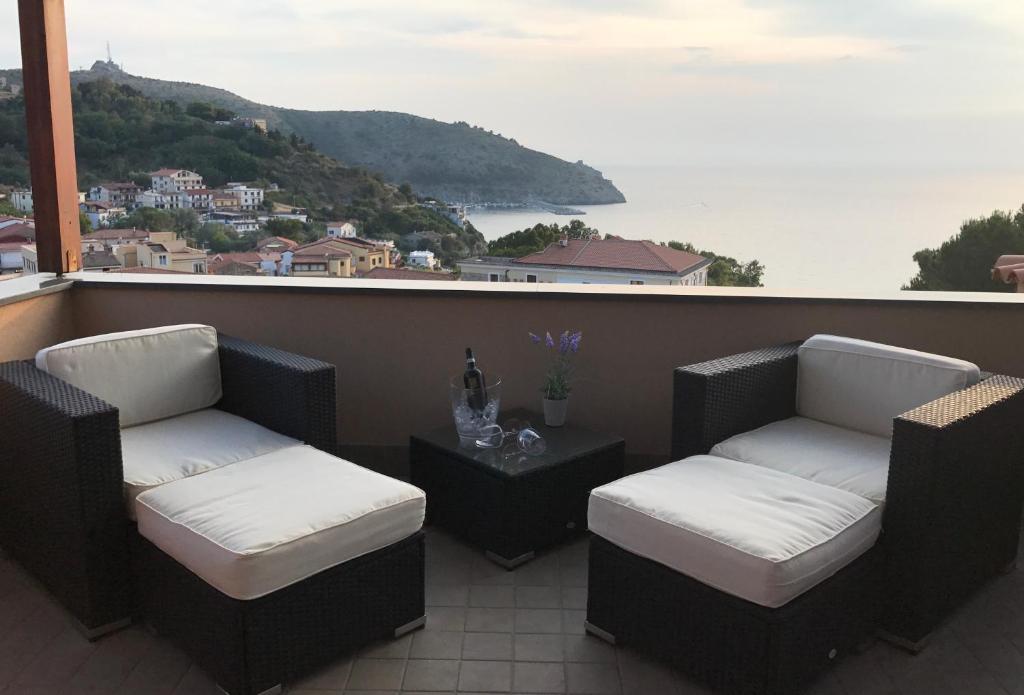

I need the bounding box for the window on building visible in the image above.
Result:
[630,280,644,285]
[526,274,537,283]
[359,256,366,262]
[489,273,499,282]
[158,256,168,266]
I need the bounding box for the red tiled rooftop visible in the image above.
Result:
[108,266,188,274]
[257,236,299,250]
[514,238,707,275]
[361,267,455,281]
[993,255,1024,286]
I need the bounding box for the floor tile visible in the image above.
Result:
[514,661,567,693]
[401,658,459,691]
[516,586,562,609]
[409,630,463,660]
[467,607,515,633]
[566,662,621,694]
[515,634,565,663]
[346,659,406,691]
[470,584,516,608]
[464,632,514,661]
[515,609,562,634]
[459,660,513,693]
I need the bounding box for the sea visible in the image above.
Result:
[466,164,1024,293]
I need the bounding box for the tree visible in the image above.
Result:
[665,241,764,287]
[904,207,1024,291]
[487,220,597,257]
[264,218,306,241]
[78,212,93,233]
[123,207,175,232]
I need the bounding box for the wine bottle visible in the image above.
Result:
[463,347,488,412]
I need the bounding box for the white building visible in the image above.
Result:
[80,201,127,229]
[137,190,169,209]
[326,221,358,238]
[11,189,32,213]
[150,169,204,193]
[458,237,712,286]
[225,184,264,211]
[407,250,437,269]
[89,182,142,208]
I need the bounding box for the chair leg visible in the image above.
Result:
[584,620,616,645]
[395,615,426,638]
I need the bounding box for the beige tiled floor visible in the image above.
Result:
[2,528,1024,694]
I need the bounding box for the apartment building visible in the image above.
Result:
[80,201,127,229]
[312,236,392,273]
[115,231,207,273]
[290,239,353,278]
[225,184,264,211]
[326,221,358,238]
[89,182,142,208]
[459,237,711,286]
[10,189,32,213]
[150,169,204,193]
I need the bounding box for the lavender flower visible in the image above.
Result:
[528,329,583,400]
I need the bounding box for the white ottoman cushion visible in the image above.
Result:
[135,445,425,600]
[710,416,891,504]
[588,456,881,608]
[36,324,222,428]
[120,408,299,518]
[797,334,980,438]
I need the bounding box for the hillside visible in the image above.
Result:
[0,62,626,206]
[0,79,487,264]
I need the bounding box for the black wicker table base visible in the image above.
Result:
[410,410,625,567]
[586,535,883,695]
[131,530,425,695]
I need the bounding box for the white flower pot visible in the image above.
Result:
[543,397,569,427]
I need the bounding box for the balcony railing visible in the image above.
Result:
[3,273,1023,465]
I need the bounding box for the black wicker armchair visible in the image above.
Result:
[0,329,425,695]
[587,338,1024,694]
[0,333,336,637]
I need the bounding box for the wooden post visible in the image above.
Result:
[18,0,81,274]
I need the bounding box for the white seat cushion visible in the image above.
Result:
[797,334,980,438]
[588,456,881,608]
[135,445,425,600]
[710,416,891,505]
[120,408,299,518]
[36,324,222,428]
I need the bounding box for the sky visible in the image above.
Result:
[3,0,1024,170]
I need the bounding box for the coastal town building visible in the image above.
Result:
[317,236,392,273]
[10,189,32,213]
[208,251,283,277]
[407,250,437,269]
[89,182,143,208]
[458,237,711,286]
[80,201,127,229]
[225,184,264,211]
[290,239,353,278]
[150,169,204,193]
[112,232,207,274]
[256,236,298,253]
[326,221,358,238]
[361,267,454,281]
[993,255,1024,292]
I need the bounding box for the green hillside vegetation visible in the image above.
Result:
[904,206,1024,291]
[0,62,626,205]
[486,221,765,287]
[0,79,486,265]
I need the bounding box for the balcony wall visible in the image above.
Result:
[0,278,74,362]
[64,274,1024,459]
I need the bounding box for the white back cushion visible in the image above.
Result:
[797,335,980,437]
[36,324,222,428]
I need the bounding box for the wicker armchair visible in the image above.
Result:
[587,337,1024,694]
[0,333,337,637]
[671,341,1024,648]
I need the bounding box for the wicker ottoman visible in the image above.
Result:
[586,456,883,695]
[132,445,427,695]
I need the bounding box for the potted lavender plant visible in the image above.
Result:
[529,330,582,427]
